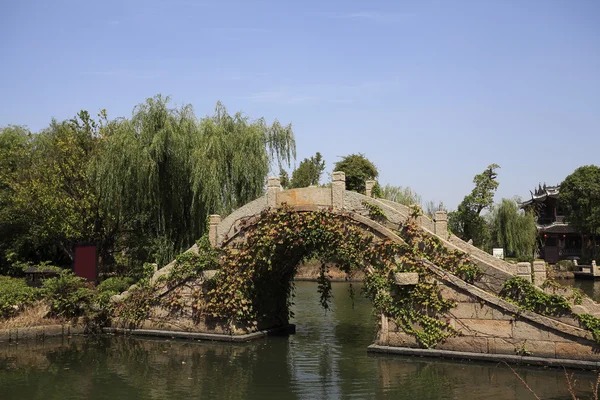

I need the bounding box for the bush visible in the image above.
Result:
[41,271,95,319]
[0,276,39,318]
[555,260,576,272]
[128,262,156,283]
[97,276,134,295]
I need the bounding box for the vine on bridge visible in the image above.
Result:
[113,204,484,349]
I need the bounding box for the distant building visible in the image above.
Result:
[520,184,581,264]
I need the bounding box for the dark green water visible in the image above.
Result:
[558,278,600,302]
[1,282,598,399]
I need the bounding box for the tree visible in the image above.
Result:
[490,198,537,259]
[560,165,600,259]
[279,168,290,190]
[333,153,379,194]
[0,95,296,274]
[0,126,32,273]
[289,152,325,188]
[0,113,112,270]
[94,96,296,267]
[448,164,500,249]
[425,200,447,219]
[381,185,422,206]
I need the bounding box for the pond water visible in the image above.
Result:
[1,281,598,400]
[557,278,600,302]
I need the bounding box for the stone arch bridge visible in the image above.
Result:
[110,173,600,368]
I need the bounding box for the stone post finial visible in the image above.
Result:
[208,214,221,247]
[267,176,280,208]
[365,180,376,198]
[434,210,448,239]
[332,171,345,209]
[516,262,532,283]
[532,260,547,286]
[267,176,281,188]
[332,171,345,183]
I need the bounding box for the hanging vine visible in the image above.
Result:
[113,205,486,348]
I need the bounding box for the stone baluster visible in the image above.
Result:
[267,176,280,209]
[434,211,448,240]
[365,180,376,198]
[208,214,221,247]
[332,171,346,209]
[532,260,547,286]
[516,262,532,282]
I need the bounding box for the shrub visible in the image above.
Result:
[128,262,156,283]
[0,276,39,318]
[97,277,134,295]
[41,271,95,319]
[555,260,576,272]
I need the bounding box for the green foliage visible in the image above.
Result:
[279,168,290,189]
[83,289,116,333]
[362,200,388,222]
[1,95,295,277]
[363,218,485,349]
[127,262,157,283]
[575,313,600,343]
[289,152,325,188]
[333,153,379,194]
[560,165,600,257]
[94,97,295,268]
[204,207,379,328]
[198,205,483,347]
[97,277,135,295]
[316,263,333,310]
[381,185,422,206]
[41,271,95,319]
[0,126,32,273]
[555,260,577,272]
[192,101,295,216]
[0,276,39,318]
[164,235,220,287]
[449,164,500,249]
[541,278,586,305]
[490,198,537,258]
[500,276,571,315]
[409,204,423,219]
[0,114,110,270]
[113,284,156,328]
[398,221,484,284]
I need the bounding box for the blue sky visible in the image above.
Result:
[1,0,598,210]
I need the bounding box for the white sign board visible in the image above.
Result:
[492,248,504,260]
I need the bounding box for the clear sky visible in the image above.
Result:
[1,0,598,210]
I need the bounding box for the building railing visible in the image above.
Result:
[560,248,582,257]
[538,215,567,225]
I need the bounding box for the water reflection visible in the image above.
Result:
[557,278,600,302]
[0,282,598,400]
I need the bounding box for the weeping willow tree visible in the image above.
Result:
[192,101,295,215]
[93,95,295,268]
[490,198,538,259]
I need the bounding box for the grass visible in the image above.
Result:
[0,301,64,330]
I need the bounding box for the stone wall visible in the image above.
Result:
[378,263,600,362]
